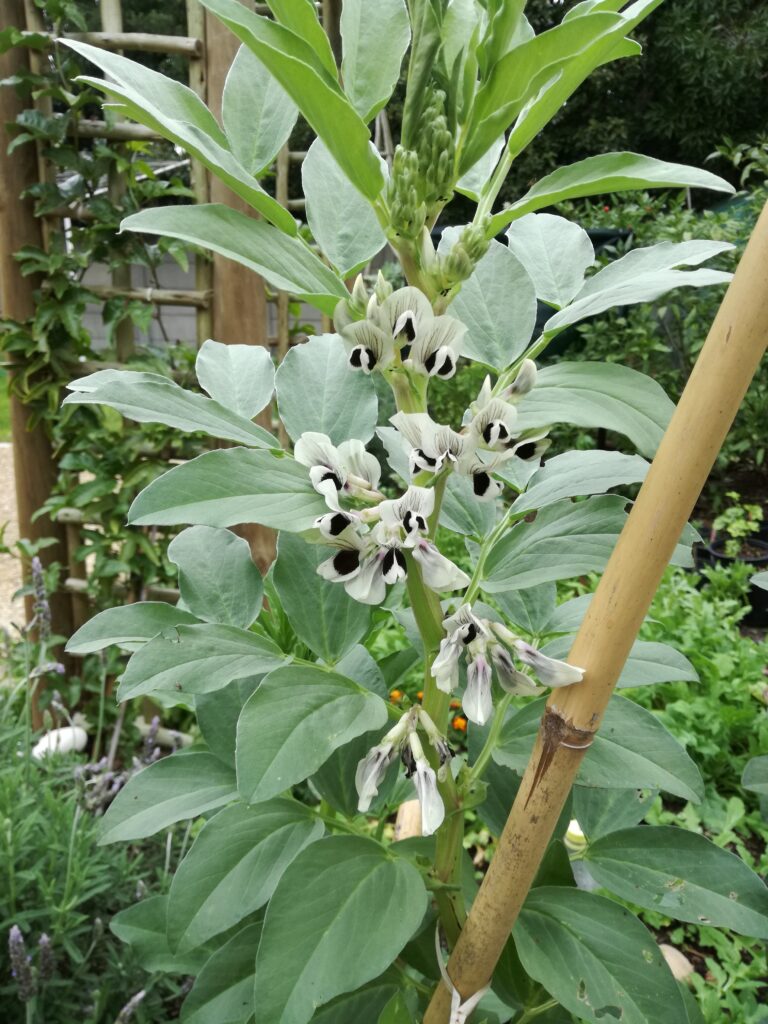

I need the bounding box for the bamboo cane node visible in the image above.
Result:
[525,706,595,808]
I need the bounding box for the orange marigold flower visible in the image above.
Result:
[416,691,424,700]
[450,699,461,709]
[390,689,403,702]
[452,715,468,732]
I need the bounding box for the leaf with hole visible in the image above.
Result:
[584,826,768,937]
[515,887,688,1024]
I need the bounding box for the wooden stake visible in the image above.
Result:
[0,0,74,647]
[204,0,275,572]
[424,202,768,1022]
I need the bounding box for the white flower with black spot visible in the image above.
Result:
[295,432,381,511]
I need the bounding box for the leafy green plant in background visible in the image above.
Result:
[7,1,768,1022]
[712,491,764,557]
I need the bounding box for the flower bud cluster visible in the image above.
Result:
[432,605,585,726]
[415,88,455,210]
[388,146,427,241]
[356,706,452,835]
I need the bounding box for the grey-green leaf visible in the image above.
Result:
[167,800,323,951]
[222,44,298,175]
[272,532,371,663]
[440,473,499,537]
[128,448,328,532]
[493,152,735,232]
[66,602,200,655]
[484,495,628,592]
[542,636,698,688]
[195,339,275,421]
[236,665,387,803]
[200,0,385,201]
[494,695,703,802]
[112,896,214,976]
[302,140,386,275]
[168,526,263,629]
[117,623,285,701]
[122,204,348,316]
[450,241,537,370]
[515,887,688,1024]
[506,213,595,308]
[340,0,411,121]
[253,836,427,1024]
[514,362,675,458]
[181,921,262,1024]
[65,40,295,234]
[64,375,277,448]
[511,450,649,515]
[585,826,768,938]
[99,751,238,844]
[573,786,657,841]
[545,240,733,335]
[275,333,379,444]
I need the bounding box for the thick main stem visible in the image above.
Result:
[424,203,768,1022]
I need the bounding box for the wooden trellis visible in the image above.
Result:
[2,0,340,631]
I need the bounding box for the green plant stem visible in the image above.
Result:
[468,694,512,784]
[516,998,560,1023]
[474,145,516,227]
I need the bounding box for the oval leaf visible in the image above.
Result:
[99,751,237,844]
[494,695,703,803]
[236,665,387,803]
[117,623,285,701]
[66,602,200,655]
[168,526,264,629]
[340,0,410,121]
[195,339,275,421]
[122,204,348,316]
[302,140,386,276]
[272,532,371,663]
[515,362,676,458]
[506,213,595,308]
[128,448,328,532]
[450,241,537,370]
[168,800,323,951]
[253,836,427,1024]
[276,333,378,444]
[515,887,688,1024]
[541,636,698,688]
[585,826,768,938]
[222,44,298,175]
[511,450,649,515]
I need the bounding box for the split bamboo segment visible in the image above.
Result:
[424,202,768,1024]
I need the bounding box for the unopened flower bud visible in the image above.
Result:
[514,640,585,688]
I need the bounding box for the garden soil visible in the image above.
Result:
[0,443,23,630]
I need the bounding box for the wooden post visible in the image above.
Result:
[0,0,74,643]
[204,0,275,571]
[99,0,135,361]
[424,204,768,1023]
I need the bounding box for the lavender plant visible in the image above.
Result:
[59,2,768,1022]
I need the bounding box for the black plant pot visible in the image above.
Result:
[697,538,768,628]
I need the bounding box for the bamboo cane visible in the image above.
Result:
[424,201,768,1023]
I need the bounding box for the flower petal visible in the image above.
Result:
[411,540,470,592]
[412,759,445,836]
[514,640,585,687]
[463,654,493,725]
[344,554,388,605]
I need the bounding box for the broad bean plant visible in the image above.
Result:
[62,2,768,1023]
